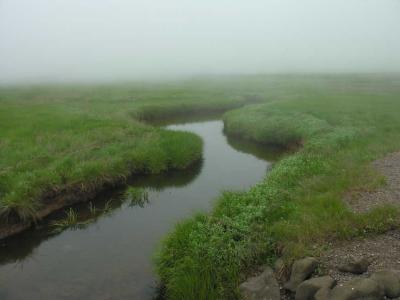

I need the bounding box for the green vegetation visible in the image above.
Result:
[0,77,282,224]
[51,208,81,232]
[0,81,252,223]
[2,74,400,299]
[124,187,149,207]
[51,200,115,233]
[0,111,201,222]
[156,74,400,299]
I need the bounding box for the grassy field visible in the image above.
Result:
[2,74,400,299]
[155,74,400,299]
[0,80,260,224]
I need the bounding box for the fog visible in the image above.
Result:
[1,0,400,84]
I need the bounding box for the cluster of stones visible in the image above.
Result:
[240,257,400,300]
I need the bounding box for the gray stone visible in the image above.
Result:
[314,287,332,300]
[284,257,318,292]
[295,276,336,300]
[338,257,370,275]
[330,278,384,300]
[239,267,280,300]
[370,270,400,298]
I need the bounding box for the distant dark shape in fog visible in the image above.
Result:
[0,0,399,83]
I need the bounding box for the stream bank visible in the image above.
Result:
[0,120,278,300]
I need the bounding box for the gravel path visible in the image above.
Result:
[320,230,400,283]
[275,153,400,299]
[317,152,400,298]
[346,152,400,213]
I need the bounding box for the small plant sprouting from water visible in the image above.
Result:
[51,200,118,233]
[88,201,112,216]
[51,208,83,232]
[103,200,114,214]
[88,202,97,215]
[50,188,149,234]
[124,187,149,207]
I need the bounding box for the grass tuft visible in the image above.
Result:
[51,208,81,232]
[124,187,149,207]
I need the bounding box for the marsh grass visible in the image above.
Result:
[51,208,82,232]
[88,202,98,215]
[156,74,400,299]
[0,78,269,223]
[0,83,230,222]
[124,187,149,207]
[51,200,117,233]
[2,75,400,299]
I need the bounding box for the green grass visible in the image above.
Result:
[155,74,400,299]
[0,112,202,221]
[0,77,276,223]
[2,74,400,299]
[51,208,80,232]
[124,187,149,207]
[0,81,248,223]
[51,200,117,233]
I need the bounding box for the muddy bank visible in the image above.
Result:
[0,161,202,240]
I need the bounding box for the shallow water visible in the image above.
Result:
[0,120,276,300]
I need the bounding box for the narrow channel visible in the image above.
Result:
[0,120,277,300]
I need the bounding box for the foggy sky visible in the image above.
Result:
[1,0,400,84]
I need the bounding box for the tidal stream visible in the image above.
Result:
[0,120,277,300]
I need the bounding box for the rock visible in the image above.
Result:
[370,270,400,298]
[338,257,370,274]
[239,267,280,300]
[273,258,284,272]
[330,278,384,300]
[284,257,318,292]
[314,287,332,300]
[295,276,336,300]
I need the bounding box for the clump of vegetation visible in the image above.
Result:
[102,200,114,215]
[0,196,41,224]
[156,75,400,299]
[88,202,98,215]
[124,187,149,207]
[51,208,83,232]
[224,105,331,148]
[52,200,117,233]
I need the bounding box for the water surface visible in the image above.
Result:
[0,120,275,300]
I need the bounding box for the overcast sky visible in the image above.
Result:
[0,0,400,83]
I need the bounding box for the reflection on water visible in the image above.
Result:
[0,120,276,300]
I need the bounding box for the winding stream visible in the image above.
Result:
[0,120,277,300]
